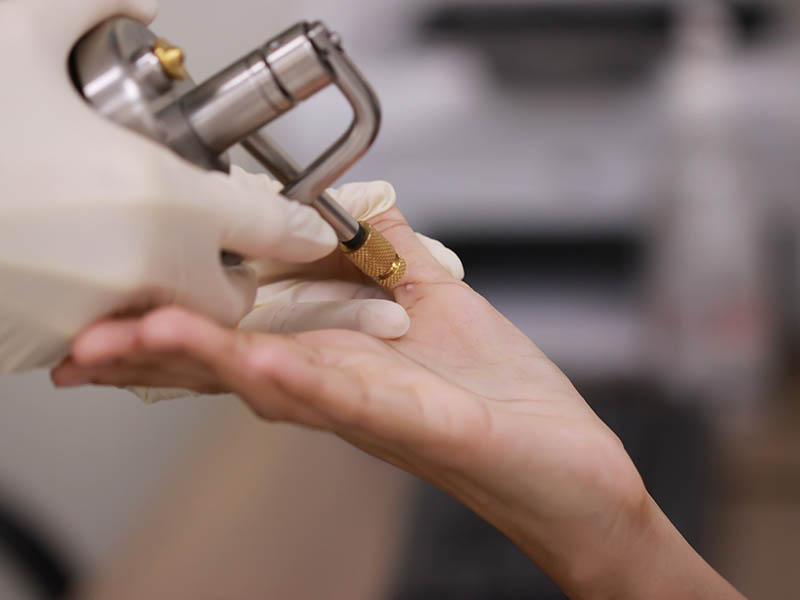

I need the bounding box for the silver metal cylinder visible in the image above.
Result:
[178,23,332,155]
[264,23,332,101]
[179,52,290,153]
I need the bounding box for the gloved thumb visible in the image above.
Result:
[180,165,338,264]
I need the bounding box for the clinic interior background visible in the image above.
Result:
[1,0,800,598]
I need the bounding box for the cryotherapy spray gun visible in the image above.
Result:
[70,18,406,287]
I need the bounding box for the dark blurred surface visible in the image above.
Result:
[0,497,75,600]
[419,2,774,85]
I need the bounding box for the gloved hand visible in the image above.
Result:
[242,179,464,337]
[0,0,337,372]
[128,177,464,402]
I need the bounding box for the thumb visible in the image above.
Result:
[191,167,338,264]
[326,181,397,221]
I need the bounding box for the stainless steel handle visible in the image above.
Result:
[277,22,381,206]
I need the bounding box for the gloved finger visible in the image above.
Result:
[132,279,401,400]
[26,0,159,52]
[200,261,262,326]
[415,233,465,280]
[255,279,390,304]
[249,233,463,287]
[229,165,283,194]
[326,181,397,221]
[190,168,338,264]
[128,386,198,403]
[239,299,410,339]
[168,257,258,328]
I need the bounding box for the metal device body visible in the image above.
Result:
[70,18,406,285]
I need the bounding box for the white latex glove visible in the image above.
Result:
[242,179,464,336]
[132,179,465,402]
[0,0,336,372]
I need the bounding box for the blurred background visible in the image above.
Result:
[1,0,800,597]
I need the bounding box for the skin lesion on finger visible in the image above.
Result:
[390,277,472,308]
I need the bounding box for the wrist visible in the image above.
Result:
[434,427,656,597]
[556,494,743,600]
[441,432,741,600]
[508,472,656,599]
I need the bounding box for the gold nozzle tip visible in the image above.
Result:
[340,222,406,288]
[153,38,188,80]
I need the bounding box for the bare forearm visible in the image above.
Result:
[594,496,744,600]
[499,495,744,600]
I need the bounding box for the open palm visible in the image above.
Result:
[53,206,648,595]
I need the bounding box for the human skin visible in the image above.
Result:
[53,207,745,599]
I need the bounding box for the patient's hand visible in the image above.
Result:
[52,205,741,600]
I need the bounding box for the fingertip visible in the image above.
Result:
[71,320,138,366]
[129,0,159,24]
[229,165,247,178]
[50,360,69,386]
[357,301,410,339]
[216,175,337,262]
[329,181,397,221]
[229,165,283,194]
[278,203,338,262]
[415,233,465,280]
[51,361,91,388]
[291,203,338,247]
[446,252,466,281]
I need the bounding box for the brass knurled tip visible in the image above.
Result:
[340,221,406,288]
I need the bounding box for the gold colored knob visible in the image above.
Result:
[153,38,188,80]
[340,222,406,288]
